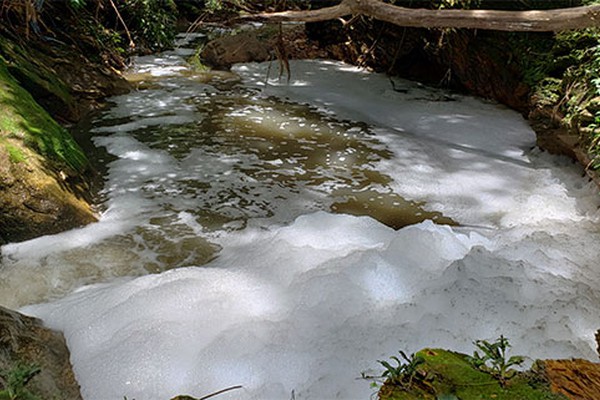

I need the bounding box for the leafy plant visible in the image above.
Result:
[586,113,600,170]
[378,350,426,388]
[0,363,41,400]
[434,0,481,9]
[121,0,178,52]
[468,335,525,386]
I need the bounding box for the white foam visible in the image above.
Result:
[9,54,600,400]
[234,60,599,227]
[23,212,600,400]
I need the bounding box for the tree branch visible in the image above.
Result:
[240,0,600,32]
[240,1,352,23]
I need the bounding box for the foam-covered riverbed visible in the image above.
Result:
[2,33,600,399]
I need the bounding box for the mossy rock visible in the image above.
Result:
[0,57,88,175]
[0,54,96,243]
[378,349,567,400]
[0,307,82,399]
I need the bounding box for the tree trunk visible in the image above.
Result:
[242,0,600,32]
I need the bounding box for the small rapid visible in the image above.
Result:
[1,32,600,399]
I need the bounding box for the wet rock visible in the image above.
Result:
[0,306,81,399]
[202,30,271,69]
[0,17,131,244]
[543,359,600,400]
[201,25,328,69]
[0,150,97,244]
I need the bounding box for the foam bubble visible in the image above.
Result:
[23,211,600,400]
[8,49,600,400]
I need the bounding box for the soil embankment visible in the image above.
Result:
[0,10,130,244]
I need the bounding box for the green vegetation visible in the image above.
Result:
[4,142,26,164]
[188,46,210,72]
[467,335,525,386]
[0,36,74,113]
[379,351,426,389]
[122,0,178,51]
[1,0,179,55]
[0,59,88,174]
[0,363,41,400]
[376,338,565,400]
[433,0,481,9]
[187,0,310,14]
[508,21,600,170]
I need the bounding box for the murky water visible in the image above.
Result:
[0,33,449,308]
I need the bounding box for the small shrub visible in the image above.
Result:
[0,363,41,400]
[468,335,525,386]
[378,350,426,388]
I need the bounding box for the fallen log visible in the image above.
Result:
[241,0,600,32]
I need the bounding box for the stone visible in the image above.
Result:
[201,25,329,70]
[543,359,600,400]
[0,306,82,399]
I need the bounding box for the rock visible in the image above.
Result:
[0,17,131,244]
[201,25,329,69]
[542,359,600,400]
[0,306,81,399]
[0,59,97,244]
[202,30,271,69]
[0,150,97,244]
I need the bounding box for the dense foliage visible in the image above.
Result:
[0,0,178,54]
[121,0,178,51]
[513,24,600,170]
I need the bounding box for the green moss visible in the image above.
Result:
[188,46,211,72]
[0,36,74,110]
[379,349,566,400]
[0,57,88,174]
[4,143,26,164]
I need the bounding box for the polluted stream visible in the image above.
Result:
[2,32,600,399]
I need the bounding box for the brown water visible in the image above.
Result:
[0,41,452,309]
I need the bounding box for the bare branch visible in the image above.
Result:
[241,0,600,32]
[240,1,352,23]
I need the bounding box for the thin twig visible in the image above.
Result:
[108,0,135,50]
[265,54,274,88]
[199,385,243,400]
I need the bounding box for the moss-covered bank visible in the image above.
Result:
[0,306,82,400]
[0,56,98,245]
[0,9,131,244]
[377,348,567,400]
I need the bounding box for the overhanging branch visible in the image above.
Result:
[241,0,600,32]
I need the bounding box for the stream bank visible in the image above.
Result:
[0,3,141,398]
[303,18,600,186]
[0,18,130,245]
